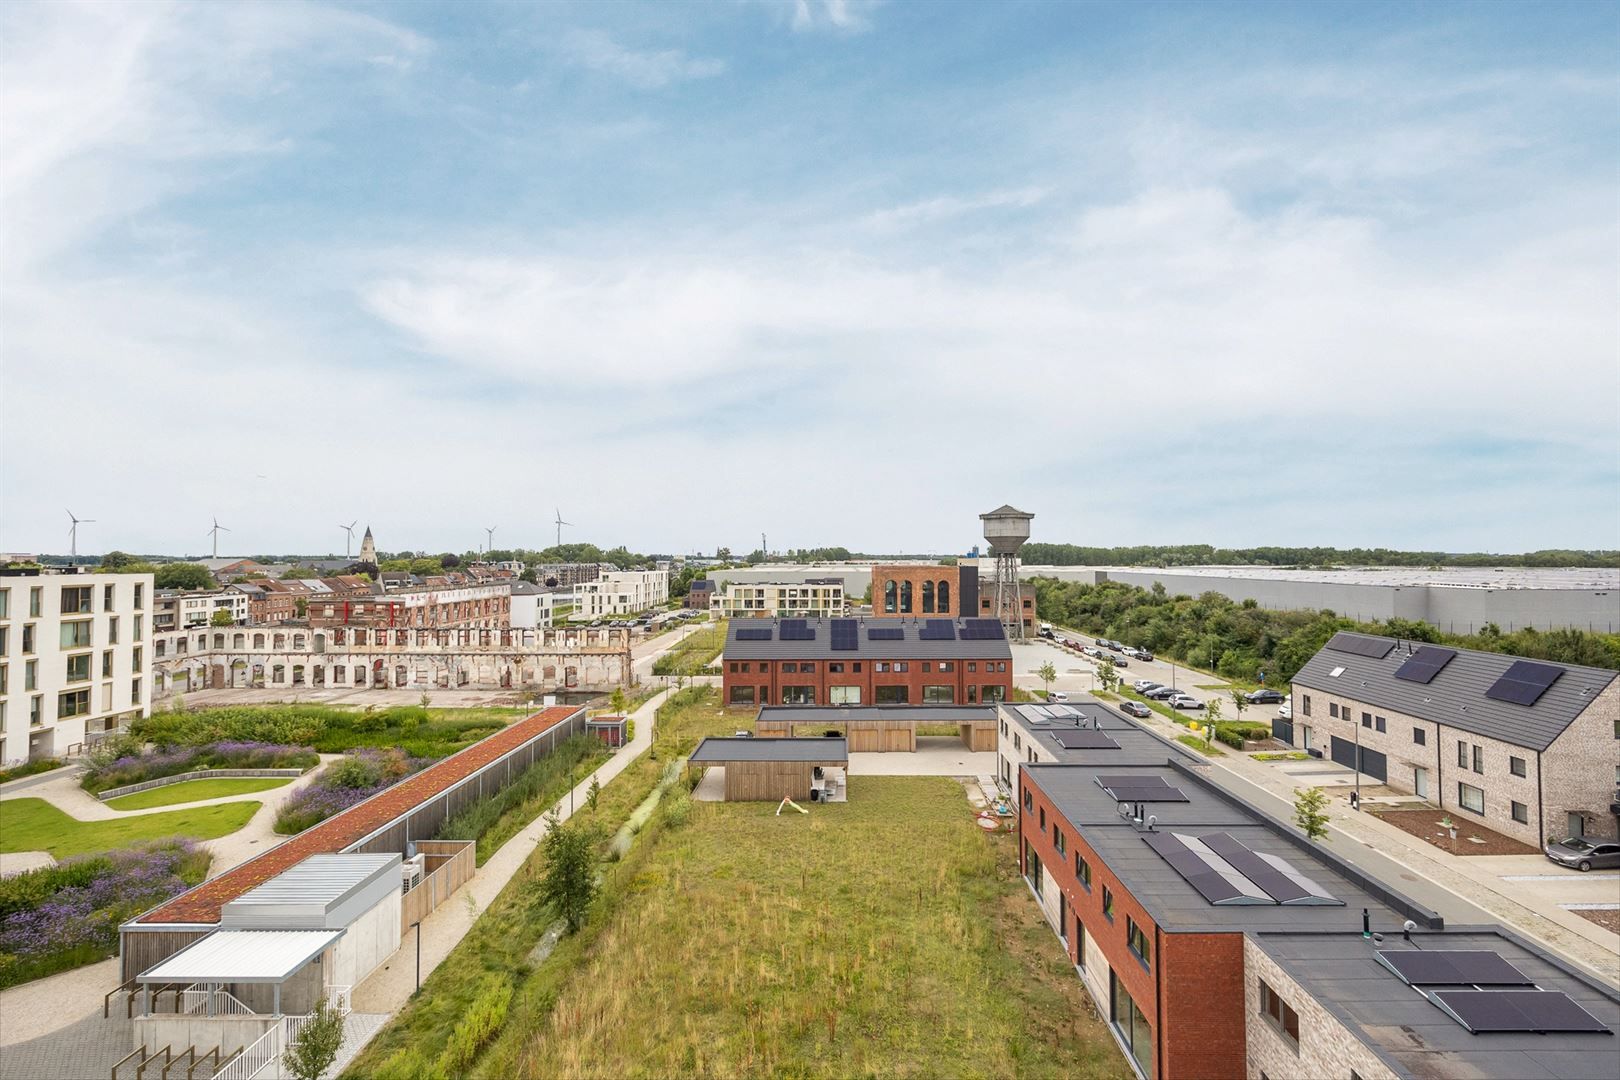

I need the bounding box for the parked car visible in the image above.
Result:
[1135,650,1154,662]
[1047,691,1070,702]
[1544,838,1620,872]
[1277,703,1293,720]
[1119,701,1152,718]
[1132,680,1161,693]
[1145,686,1181,700]
[1111,657,1129,668]
[1105,641,1125,652]
[1039,624,1055,638]
[1246,689,1286,705]
[1095,639,1114,650]
[1083,646,1103,658]
[1169,694,1205,710]
[1062,638,1081,650]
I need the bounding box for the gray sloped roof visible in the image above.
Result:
[722,617,1013,661]
[1291,634,1615,752]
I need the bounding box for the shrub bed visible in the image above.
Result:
[81,740,318,794]
[434,734,607,864]
[273,748,430,835]
[134,705,513,760]
[0,759,64,786]
[0,839,209,990]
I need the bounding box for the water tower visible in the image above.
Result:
[979,505,1033,640]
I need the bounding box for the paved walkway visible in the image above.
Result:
[350,687,669,1014]
[847,738,996,777]
[0,1006,131,1080]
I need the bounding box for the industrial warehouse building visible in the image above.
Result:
[1015,753,1620,1080]
[1283,632,1619,846]
[720,616,1014,708]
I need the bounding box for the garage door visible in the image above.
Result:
[1329,737,1387,782]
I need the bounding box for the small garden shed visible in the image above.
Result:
[688,737,848,802]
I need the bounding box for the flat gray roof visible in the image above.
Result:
[759,705,997,724]
[137,929,343,985]
[1253,928,1620,1079]
[1005,697,1205,767]
[220,853,401,931]
[723,616,1013,661]
[689,737,848,764]
[1292,632,1615,751]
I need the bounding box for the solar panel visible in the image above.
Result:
[830,619,859,651]
[919,619,956,641]
[1392,646,1458,684]
[1432,990,1611,1034]
[1484,660,1565,707]
[1377,951,1533,987]
[1143,833,1274,906]
[778,619,815,642]
[734,628,773,641]
[1199,834,1341,906]
[1095,774,1176,790]
[1109,786,1190,803]
[867,627,904,641]
[960,619,1006,641]
[1325,632,1396,659]
[1050,730,1119,750]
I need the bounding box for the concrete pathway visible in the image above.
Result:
[0,757,333,823]
[0,1003,131,1080]
[847,737,996,777]
[0,958,122,1050]
[350,687,670,1014]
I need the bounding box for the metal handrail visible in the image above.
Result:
[180,986,254,1017]
[111,1047,146,1080]
[213,1024,279,1080]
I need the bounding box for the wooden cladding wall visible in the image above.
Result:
[743,717,995,753]
[722,760,844,802]
[120,929,211,984]
[400,841,476,934]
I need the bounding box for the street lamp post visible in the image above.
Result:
[411,920,422,995]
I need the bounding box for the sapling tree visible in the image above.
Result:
[1294,786,1331,842]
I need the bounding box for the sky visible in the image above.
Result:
[2,0,1617,559]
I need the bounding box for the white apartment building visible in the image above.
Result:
[711,578,846,619]
[508,581,558,629]
[0,569,155,765]
[575,570,670,618]
[155,589,250,632]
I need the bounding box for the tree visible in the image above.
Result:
[440,553,461,568]
[1294,786,1331,842]
[99,550,139,571]
[1229,688,1249,726]
[520,567,539,584]
[210,609,235,627]
[715,547,732,562]
[587,776,601,813]
[295,597,308,618]
[283,996,344,1080]
[536,814,598,934]
[609,687,627,715]
[154,562,215,590]
[1096,658,1120,694]
[1036,661,1057,698]
[1203,697,1223,743]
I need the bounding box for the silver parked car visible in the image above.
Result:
[1544,837,1620,872]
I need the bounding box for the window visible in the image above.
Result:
[1511,801,1529,824]
[30,695,43,726]
[1102,885,1115,921]
[938,580,950,610]
[1126,916,1151,968]
[131,679,141,705]
[103,584,115,611]
[1301,694,1311,716]
[22,624,34,653]
[0,588,8,618]
[923,685,955,703]
[1110,970,1153,1079]
[132,647,142,673]
[1022,785,1032,811]
[1472,745,1484,774]
[875,685,909,704]
[829,685,860,705]
[60,586,93,614]
[828,662,844,673]
[875,662,889,673]
[29,587,42,617]
[134,615,143,641]
[1026,840,1044,892]
[0,663,6,694]
[107,617,119,645]
[1361,711,1372,728]
[1053,826,1066,857]
[883,580,897,613]
[1375,716,1386,733]
[60,620,92,649]
[134,583,143,609]
[1076,853,1091,890]
[1330,703,1339,719]
[967,662,977,673]
[1457,740,1468,768]
[65,653,90,682]
[728,662,739,673]
[1038,805,1045,830]
[781,686,815,705]
[900,580,912,614]
[922,580,935,613]
[1509,756,1526,778]
[728,686,756,705]
[1457,782,1485,815]
[982,684,1006,703]
[1259,979,1300,1051]
[894,662,909,673]
[938,661,953,672]
[1413,726,1426,746]
[58,688,90,718]
[782,663,797,674]
[25,660,37,691]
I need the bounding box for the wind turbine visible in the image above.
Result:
[208,517,230,559]
[66,510,95,561]
[485,525,497,553]
[339,520,358,557]
[554,508,573,549]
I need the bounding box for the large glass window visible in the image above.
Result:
[922,685,954,703]
[982,684,1006,703]
[922,581,935,613]
[58,689,91,718]
[938,580,950,611]
[875,685,910,704]
[60,620,93,649]
[60,586,93,615]
[883,580,897,614]
[900,580,913,614]
[1025,840,1043,893]
[728,686,756,705]
[1457,782,1485,815]
[829,685,861,705]
[1259,979,1300,1051]
[1110,970,1154,1079]
[65,654,90,683]
[781,685,815,705]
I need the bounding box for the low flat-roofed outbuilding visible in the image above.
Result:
[689,737,848,802]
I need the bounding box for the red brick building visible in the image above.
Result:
[306,582,510,630]
[721,616,1012,708]
[870,563,979,617]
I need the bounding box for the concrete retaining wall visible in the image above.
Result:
[96,768,308,802]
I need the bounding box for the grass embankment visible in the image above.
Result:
[133,704,528,760]
[438,735,609,865]
[491,777,1121,1079]
[650,621,727,677]
[1176,734,1224,756]
[105,776,293,811]
[0,798,259,859]
[347,687,737,1079]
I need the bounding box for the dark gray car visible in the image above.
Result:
[1544,838,1620,872]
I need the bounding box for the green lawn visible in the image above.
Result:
[104,776,294,811]
[650,621,727,677]
[0,798,260,859]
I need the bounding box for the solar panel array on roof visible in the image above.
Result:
[735,628,773,641]
[867,627,904,641]
[778,619,815,641]
[1392,645,1458,684]
[830,619,858,651]
[1144,831,1343,907]
[1326,632,1396,659]
[1484,660,1565,707]
[1432,990,1611,1034]
[1377,950,1532,987]
[1050,730,1120,750]
[960,619,1006,641]
[1096,775,1189,802]
[919,619,956,641]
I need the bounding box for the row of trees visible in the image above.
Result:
[1020,543,1619,569]
[1033,578,1620,682]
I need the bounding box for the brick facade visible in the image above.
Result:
[872,565,962,616]
[1242,938,1397,1080]
[722,654,1011,708]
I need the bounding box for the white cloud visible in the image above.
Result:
[863,186,1050,229]
[789,0,876,33]
[558,29,724,89]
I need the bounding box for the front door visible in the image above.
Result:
[1301,725,1313,751]
[1413,766,1429,800]
[1568,812,1585,839]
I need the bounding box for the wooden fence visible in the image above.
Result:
[400,840,476,933]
